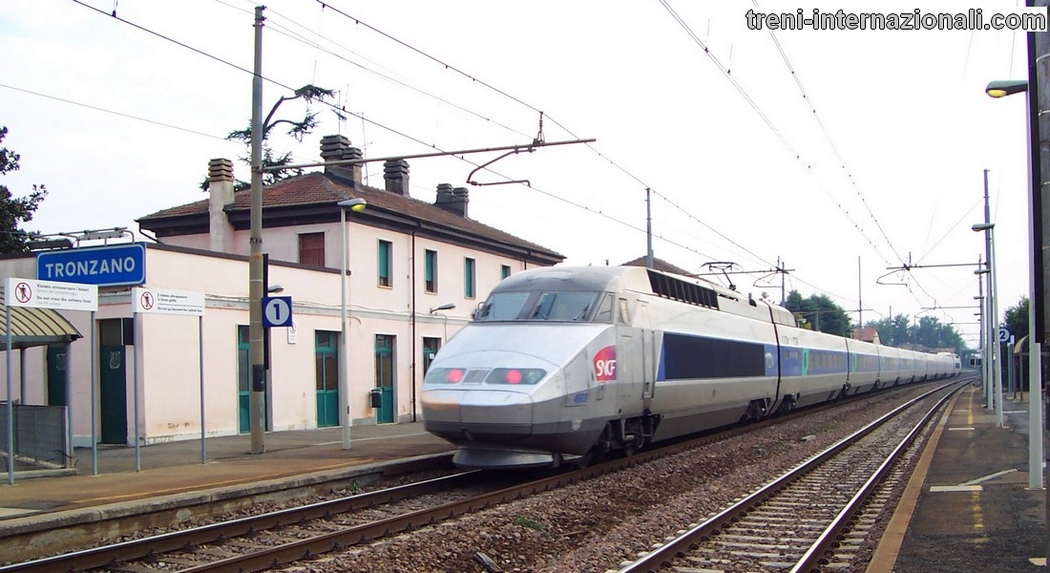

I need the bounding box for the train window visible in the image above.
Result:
[529,291,599,321]
[475,292,531,321]
[594,293,615,323]
[619,298,630,324]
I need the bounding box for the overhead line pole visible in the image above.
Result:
[248,5,266,454]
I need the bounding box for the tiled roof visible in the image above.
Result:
[621,256,697,277]
[138,172,563,260]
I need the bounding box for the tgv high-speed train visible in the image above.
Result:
[421,266,960,469]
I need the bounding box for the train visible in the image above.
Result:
[421,265,961,469]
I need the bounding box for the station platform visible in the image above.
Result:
[872,383,1049,572]
[0,385,1048,571]
[0,422,453,533]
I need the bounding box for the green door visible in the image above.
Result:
[46,344,67,407]
[237,326,250,433]
[237,325,270,434]
[98,319,128,445]
[315,331,339,427]
[375,334,395,423]
[99,343,127,444]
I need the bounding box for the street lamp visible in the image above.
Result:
[429,303,456,314]
[338,198,366,450]
[986,78,1043,490]
[986,79,1030,98]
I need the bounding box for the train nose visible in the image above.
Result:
[423,388,534,439]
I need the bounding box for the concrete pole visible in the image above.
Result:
[1020,0,1049,493]
[989,227,1004,427]
[983,169,994,412]
[645,187,653,270]
[340,206,351,449]
[1027,35,1047,493]
[977,270,988,403]
[248,6,266,454]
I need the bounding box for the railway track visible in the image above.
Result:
[0,382,954,572]
[0,471,505,573]
[615,381,959,573]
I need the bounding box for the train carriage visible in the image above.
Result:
[845,338,882,395]
[421,266,955,469]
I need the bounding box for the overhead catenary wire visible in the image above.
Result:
[68,0,885,310]
[755,0,906,269]
[66,1,728,265]
[305,1,788,261]
[658,0,892,268]
[303,0,868,294]
[0,83,229,142]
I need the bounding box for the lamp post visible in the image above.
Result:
[974,222,1003,428]
[338,198,366,450]
[986,78,1044,489]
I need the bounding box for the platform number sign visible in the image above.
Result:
[262,296,293,328]
[999,327,1011,343]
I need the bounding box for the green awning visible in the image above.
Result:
[0,285,83,350]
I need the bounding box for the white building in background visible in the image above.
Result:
[0,135,562,447]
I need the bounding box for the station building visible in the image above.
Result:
[0,135,562,450]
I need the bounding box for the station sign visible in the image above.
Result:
[132,287,205,316]
[262,296,293,327]
[37,242,146,287]
[5,277,98,312]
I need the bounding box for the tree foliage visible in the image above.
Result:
[1002,296,1029,341]
[0,126,47,254]
[783,290,852,337]
[865,314,911,347]
[780,289,967,353]
[864,314,965,354]
[214,85,339,192]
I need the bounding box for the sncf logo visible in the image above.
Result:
[593,345,617,381]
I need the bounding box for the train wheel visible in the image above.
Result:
[775,396,796,416]
[623,443,637,457]
[621,432,647,458]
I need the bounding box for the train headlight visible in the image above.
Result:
[424,368,466,384]
[485,368,546,385]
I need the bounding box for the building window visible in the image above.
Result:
[299,232,325,267]
[425,249,438,293]
[464,257,476,299]
[378,240,392,287]
[500,265,511,280]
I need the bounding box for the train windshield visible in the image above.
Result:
[475,292,531,321]
[475,291,603,322]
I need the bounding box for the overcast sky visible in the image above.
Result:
[0,0,1042,348]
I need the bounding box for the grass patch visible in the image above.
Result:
[513,516,547,531]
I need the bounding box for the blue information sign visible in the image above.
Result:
[262,296,294,328]
[37,243,147,287]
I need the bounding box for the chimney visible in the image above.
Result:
[207,158,235,253]
[434,183,469,218]
[383,159,410,196]
[319,134,363,187]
